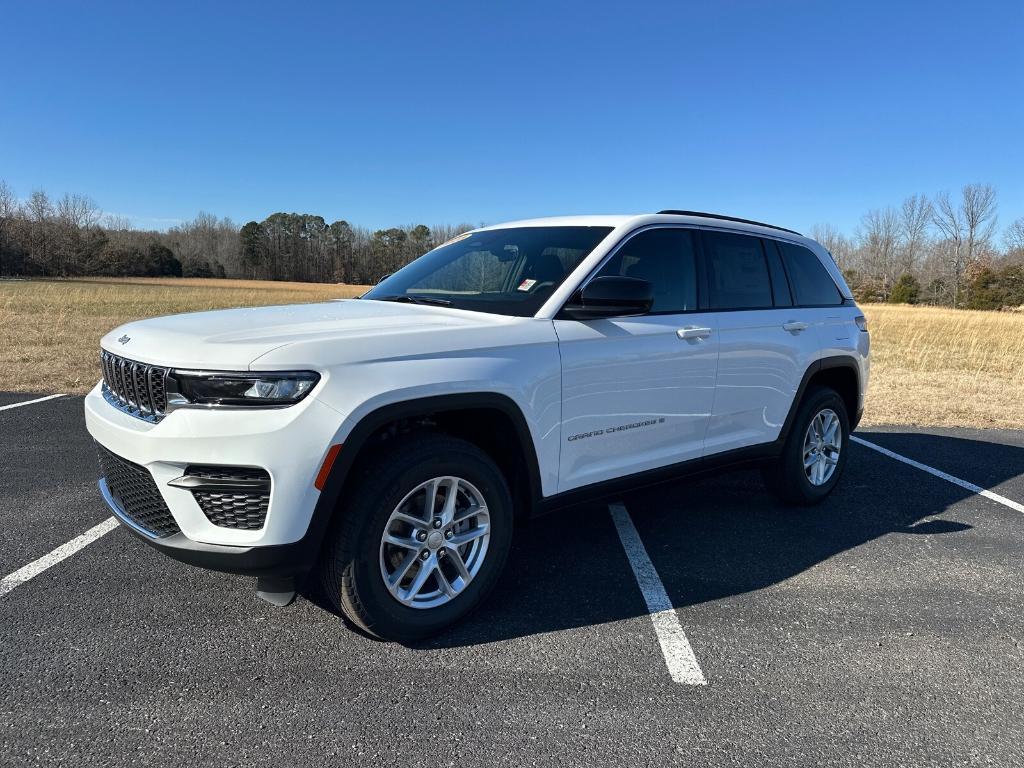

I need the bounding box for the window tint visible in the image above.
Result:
[779,243,843,306]
[594,228,697,313]
[702,232,773,310]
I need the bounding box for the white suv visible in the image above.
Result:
[86,211,870,640]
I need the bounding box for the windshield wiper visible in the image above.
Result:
[371,294,452,307]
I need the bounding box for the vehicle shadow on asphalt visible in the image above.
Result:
[414,431,1024,649]
[305,431,1021,648]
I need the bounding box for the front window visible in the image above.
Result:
[362,226,613,317]
[592,227,698,313]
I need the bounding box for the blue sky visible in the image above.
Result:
[1,1,1021,235]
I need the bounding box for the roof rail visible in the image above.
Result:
[656,210,802,236]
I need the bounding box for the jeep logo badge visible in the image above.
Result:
[117,334,131,345]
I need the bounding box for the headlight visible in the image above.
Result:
[168,370,320,407]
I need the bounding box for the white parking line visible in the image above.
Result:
[0,393,66,412]
[851,435,1024,515]
[0,517,119,598]
[609,502,707,686]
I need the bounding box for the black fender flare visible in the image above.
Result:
[295,392,544,572]
[776,354,862,447]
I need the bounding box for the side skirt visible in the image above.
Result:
[536,441,780,515]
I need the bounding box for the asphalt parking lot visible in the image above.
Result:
[2,393,1023,767]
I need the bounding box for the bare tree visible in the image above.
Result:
[962,183,998,264]
[23,190,56,273]
[857,207,901,298]
[1004,217,1024,265]
[429,223,475,247]
[102,214,133,231]
[0,181,17,274]
[898,194,932,275]
[0,181,16,221]
[56,193,101,229]
[809,222,854,270]
[932,191,965,306]
[53,193,102,273]
[933,184,998,306]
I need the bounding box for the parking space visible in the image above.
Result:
[0,395,110,571]
[854,425,1024,503]
[2,395,1023,766]
[0,392,66,409]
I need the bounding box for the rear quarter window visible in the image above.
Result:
[779,243,843,306]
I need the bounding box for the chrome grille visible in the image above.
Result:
[100,350,168,422]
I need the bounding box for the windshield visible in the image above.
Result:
[362,226,613,317]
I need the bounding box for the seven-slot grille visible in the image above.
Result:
[101,350,168,421]
[96,444,180,538]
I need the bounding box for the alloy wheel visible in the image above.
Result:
[379,476,491,609]
[802,408,842,486]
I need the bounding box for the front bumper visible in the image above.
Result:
[86,381,344,563]
[99,477,310,576]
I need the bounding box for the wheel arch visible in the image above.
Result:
[778,355,862,446]
[301,393,543,571]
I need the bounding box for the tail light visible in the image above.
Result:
[855,315,868,332]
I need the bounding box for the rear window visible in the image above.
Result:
[779,243,843,306]
[702,232,773,310]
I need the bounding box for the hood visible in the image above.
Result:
[100,299,509,369]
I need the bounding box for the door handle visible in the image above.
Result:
[677,326,712,340]
[782,321,809,333]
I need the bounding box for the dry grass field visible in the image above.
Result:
[858,303,1024,429]
[0,278,366,394]
[1,278,1023,429]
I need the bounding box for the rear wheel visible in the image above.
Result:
[762,387,850,505]
[319,434,513,642]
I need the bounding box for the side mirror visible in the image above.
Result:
[376,273,391,284]
[561,275,653,320]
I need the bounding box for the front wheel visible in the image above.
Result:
[762,387,850,505]
[319,435,513,642]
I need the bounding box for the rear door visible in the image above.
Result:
[699,230,816,455]
[775,240,849,352]
[554,227,719,492]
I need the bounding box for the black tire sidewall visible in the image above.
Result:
[337,438,513,641]
[783,388,850,504]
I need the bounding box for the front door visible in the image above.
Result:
[554,227,719,492]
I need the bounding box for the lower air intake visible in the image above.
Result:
[96,444,180,538]
[184,466,271,530]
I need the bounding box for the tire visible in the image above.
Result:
[761,386,850,506]
[319,434,513,642]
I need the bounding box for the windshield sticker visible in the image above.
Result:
[517,278,537,292]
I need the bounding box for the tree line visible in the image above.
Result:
[2,178,1023,309]
[812,183,1024,310]
[0,180,473,286]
